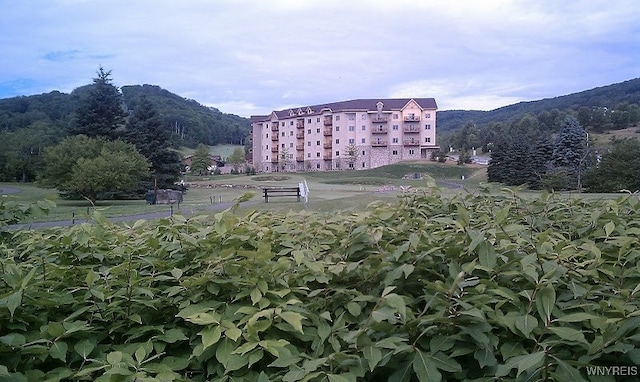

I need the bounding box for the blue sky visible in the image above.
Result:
[1,0,638,117]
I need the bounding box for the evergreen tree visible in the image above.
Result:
[124,96,182,188]
[583,138,640,192]
[190,144,211,175]
[73,67,126,139]
[503,138,533,186]
[552,116,588,189]
[528,137,554,189]
[487,138,511,184]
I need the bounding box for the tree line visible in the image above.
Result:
[0,76,250,183]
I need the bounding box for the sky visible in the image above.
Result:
[1,0,638,117]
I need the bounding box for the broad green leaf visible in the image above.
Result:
[556,312,600,322]
[225,326,243,341]
[327,374,355,382]
[233,341,259,356]
[200,326,222,350]
[74,339,95,359]
[6,290,22,318]
[477,240,497,269]
[346,302,361,317]
[85,270,98,287]
[278,311,305,334]
[551,358,588,382]
[514,314,538,338]
[107,351,123,365]
[604,221,615,237]
[535,284,556,324]
[516,351,545,377]
[0,333,26,347]
[250,287,262,305]
[474,347,497,369]
[548,327,588,344]
[156,328,188,343]
[413,350,442,382]
[49,341,68,362]
[363,346,383,371]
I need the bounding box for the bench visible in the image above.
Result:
[262,187,301,203]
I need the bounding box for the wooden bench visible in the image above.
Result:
[262,187,301,203]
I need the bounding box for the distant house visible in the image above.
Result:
[182,154,224,168]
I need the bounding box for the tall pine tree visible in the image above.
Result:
[73,67,126,139]
[124,96,182,189]
[552,116,588,189]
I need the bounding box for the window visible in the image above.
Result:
[361,114,367,120]
[317,117,320,123]
[281,122,285,126]
[348,138,355,144]
[290,143,293,148]
[425,113,431,118]
[335,126,340,132]
[426,137,431,143]
[266,156,269,160]
[316,128,320,133]
[335,115,340,121]
[348,114,356,120]
[281,132,285,137]
[316,163,320,169]
[290,121,294,126]
[316,140,320,146]
[316,152,320,157]
[393,125,399,130]
[409,149,415,155]
[281,143,285,149]
[308,118,311,123]
[361,125,366,131]
[393,114,398,119]
[361,138,366,144]
[349,126,355,131]
[362,150,365,156]
[392,138,398,143]
[362,162,366,168]
[335,151,340,156]
[349,163,354,168]
[392,150,398,155]
[425,124,431,130]
[265,145,269,149]
[289,131,294,136]
[335,139,340,144]
[308,129,311,134]
[266,133,269,138]
[307,141,311,146]
[307,153,311,158]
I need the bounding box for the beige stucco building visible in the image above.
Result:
[250,98,438,172]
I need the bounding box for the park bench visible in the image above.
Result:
[262,187,301,203]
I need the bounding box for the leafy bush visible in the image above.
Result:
[1,187,640,381]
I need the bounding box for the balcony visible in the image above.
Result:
[403,126,420,133]
[403,139,420,146]
[371,116,388,123]
[270,157,279,163]
[271,125,279,132]
[323,143,332,149]
[324,151,333,159]
[296,121,305,129]
[371,140,388,147]
[323,128,333,136]
[323,117,333,126]
[372,126,388,134]
[296,144,305,151]
[271,146,279,153]
[296,132,305,139]
[404,115,420,122]
[271,135,279,141]
[296,155,304,162]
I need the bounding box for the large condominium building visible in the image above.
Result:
[250,98,438,172]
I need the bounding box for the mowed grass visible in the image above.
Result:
[178,144,244,160]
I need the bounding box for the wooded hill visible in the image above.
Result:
[437,77,640,132]
[0,84,250,148]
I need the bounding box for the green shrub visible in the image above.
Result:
[1,188,639,381]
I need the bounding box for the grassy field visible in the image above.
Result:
[178,144,244,160]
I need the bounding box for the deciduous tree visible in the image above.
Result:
[190,144,211,175]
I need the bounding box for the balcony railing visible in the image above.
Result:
[296,155,304,162]
[371,141,388,147]
[271,125,279,132]
[271,135,279,141]
[323,128,333,136]
[403,140,420,146]
[371,116,388,123]
[324,151,333,159]
[296,132,305,139]
[271,146,279,153]
[403,126,420,133]
[372,126,388,134]
[296,121,305,129]
[296,144,305,151]
[404,115,420,122]
[323,143,332,149]
[323,117,333,126]
[270,157,279,163]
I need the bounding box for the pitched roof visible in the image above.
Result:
[251,98,437,122]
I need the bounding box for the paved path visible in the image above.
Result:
[0,187,21,195]
[5,200,262,230]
